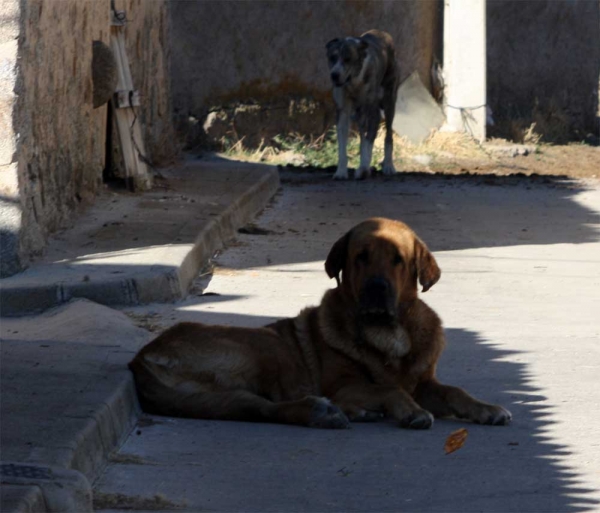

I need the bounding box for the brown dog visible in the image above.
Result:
[129,218,511,429]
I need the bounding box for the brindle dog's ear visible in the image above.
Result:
[414,237,441,292]
[358,38,369,55]
[325,231,350,286]
[326,38,341,52]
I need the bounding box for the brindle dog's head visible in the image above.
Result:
[325,218,441,325]
[325,37,369,87]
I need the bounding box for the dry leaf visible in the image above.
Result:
[444,428,468,455]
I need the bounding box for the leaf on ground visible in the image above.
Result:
[444,427,468,455]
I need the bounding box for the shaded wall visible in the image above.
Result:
[487,0,600,142]
[13,0,109,261]
[170,0,442,147]
[0,0,177,277]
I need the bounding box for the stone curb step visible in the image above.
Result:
[0,168,280,317]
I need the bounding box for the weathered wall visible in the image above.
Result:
[1,0,23,277]
[487,0,600,142]
[14,0,109,262]
[0,0,177,277]
[120,0,177,165]
[170,0,442,148]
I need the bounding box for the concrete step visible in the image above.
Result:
[0,158,279,316]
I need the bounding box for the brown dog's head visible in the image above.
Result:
[325,218,441,324]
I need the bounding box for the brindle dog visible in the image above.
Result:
[326,30,399,180]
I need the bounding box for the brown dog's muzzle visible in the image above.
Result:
[358,276,397,325]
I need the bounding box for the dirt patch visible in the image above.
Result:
[415,143,599,180]
[93,491,186,511]
[238,224,278,236]
[108,452,158,466]
[124,312,167,333]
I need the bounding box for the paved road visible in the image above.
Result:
[94,170,600,512]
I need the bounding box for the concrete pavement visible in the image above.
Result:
[2,164,599,512]
[0,157,279,316]
[94,169,600,512]
[0,158,279,511]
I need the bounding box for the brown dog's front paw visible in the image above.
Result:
[309,398,351,429]
[473,404,512,426]
[399,409,434,430]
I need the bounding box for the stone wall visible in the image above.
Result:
[0,0,176,277]
[14,0,109,262]
[487,0,600,142]
[169,0,442,148]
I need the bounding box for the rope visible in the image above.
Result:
[128,91,156,171]
[445,103,493,156]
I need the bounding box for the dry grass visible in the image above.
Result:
[216,122,598,180]
[376,129,490,162]
[489,98,573,145]
[219,126,491,169]
[222,136,279,163]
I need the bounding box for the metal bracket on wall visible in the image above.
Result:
[109,8,152,191]
[113,90,141,109]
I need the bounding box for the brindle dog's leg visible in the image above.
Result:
[333,95,351,180]
[332,383,434,429]
[381,86,397,175]
[414,379,512,425]
[356,104,381,180]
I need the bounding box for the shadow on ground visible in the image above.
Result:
[221,168,600,272]
[100,314,599,512]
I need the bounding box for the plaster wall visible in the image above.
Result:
[169,0,442,147]
[487,0,600,141]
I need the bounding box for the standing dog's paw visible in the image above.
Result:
[382,162,396,176]
[398,409,434,429]
[354,166,371,180]
[309,397,351,429]
[473,404,512,426]
[333,167,349,180]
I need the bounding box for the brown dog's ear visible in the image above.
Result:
[325,231,350,286]
[414,238,441,292]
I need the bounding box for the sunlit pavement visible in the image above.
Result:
[96,170,600,512]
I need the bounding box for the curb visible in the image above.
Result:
[178,165,280,291]
[1,376,139,513]
[0,167,280,316]
[1,464,92,512]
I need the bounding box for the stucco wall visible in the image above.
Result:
[170,0,442,147]
[0,0,176,277]
[487,0,600,141]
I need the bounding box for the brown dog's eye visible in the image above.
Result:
[393,253,403,266]
[356,250,369,265]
